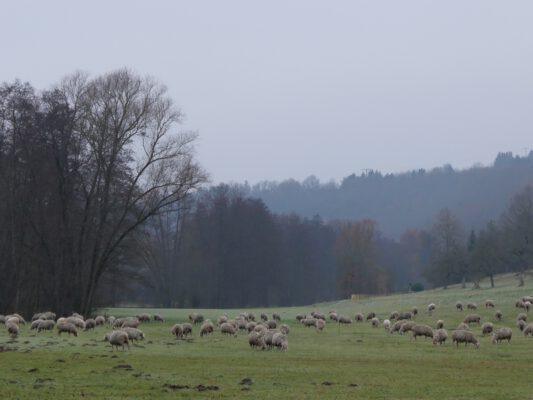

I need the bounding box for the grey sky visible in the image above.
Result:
[2,1,532,184]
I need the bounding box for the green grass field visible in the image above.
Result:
[1,272,533,399]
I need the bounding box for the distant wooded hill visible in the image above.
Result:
[241,152,533,238]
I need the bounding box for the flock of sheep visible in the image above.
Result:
[2,295,533,352]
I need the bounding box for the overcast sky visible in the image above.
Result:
[2,1,532,183]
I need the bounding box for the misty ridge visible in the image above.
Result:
[242,151,533,239]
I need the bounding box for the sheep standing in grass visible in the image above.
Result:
[302,318,317,327]
[154,314,164,322]
[495,310,503,321]
[463,314,481,324]
[517,313,527,322]
[481,322,494,336]
[266,320,277,329]
[260,313,268,322]
[492,328,512,344]
[246,322,257,333]
[107,316,116,326]
[200,320,214,337]
[95,316,105,326]
[329,312,339,322]
[516,300,526,309]
[389,311,399,320]
[399,321,416,335]
[279,324,290,335]
[427,303,436,315]
[189,313,204,324]
[436,320,444,329]
[411,324,434,340]
[433,329,448,345]
[66,316,86,330]
[248,331,266,350]
[137,313,150,322]
[383,319,391,332]
[37,320,55,332]
[272,332,288,351]
[371,317,379,328]
[84,319,96,331]
[525,302,531,312]
[295,314,306,322]
[467,302,477,310]
[31,320,43,330]
[517,320,526,331]
[354,313,364,322]
[456,301,464,311]
[485,299,495,308]
[182,323,193,338]
[457,322,469,330]
[338,316,353,324]
[523,323,533,337]
[452,330,480,348]
[123,327,145,342]
[121,317,140,329]
[389,321,404,334]
[254,324,267,335]
[315,319,326,332]
[57,321,78,337]
[7,322,19,339]
[220,322,238,336]
[171,324,183,339]
[397,312,412,321]
[108,330,129,351]
[366,312,376,321]
[412,307,418,316]
[272,313,281,321]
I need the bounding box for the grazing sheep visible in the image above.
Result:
[182,323,193,338]
[525,301,531,312]
[456,301,464,311]
[517,313,527,322]
[272,332,288,351]
[522,296,533,303]
[397,312,412,321]
[7,322,19,339]
[315,319,326,332]
[279,324,290,335]
[248,331,266,350]
[399,321,416,335]
[248,313,256,322]
[253,324,267,335]
[485,299,495,308]
[31,319,43,330]
[523,323,533,337]
[412,307,418,316]
[200,320,215,337]
[517,320,526,331]
[329,312,339,322]
[312,312,326,321]
[389,311,399,320]
[371,317,379,328]
[463,314,481,324]
[123,327,145,342]
[452,330,480,348]
[412,324,434,340]
[108,330,129,351]
[37,320,55,332]
[302,318,317,327]
[189,313,204,324]
[246,322,257,333]
[171,324,183,339]
[112,318,126,329]
[354,313,364,322]
[220,322,238,336]
[338,316,353,324]
[260,313,268,322]
[492,328,512,344]
[467,302,477,310]
[236,319,248,331]
[121,317,140,329]
[95,316,105,326]
[457,322,470,330]
[383,319,391,331]
[67,316,86,330]
[481,322,494,336]
[295,314,306,322]
[107,316,116,325]
[57,321,78,337]
[217,315,228,326]
[56,317,66,325]
[84,319,96,331]
[32,313,44,322]
[495,310,503,321]
[137,313,151,322]
[71,313,84,321]
[272,313,281,321]
[516,300,526,309]
[153,314,164,322]
[366,312,376,321]
[263,329,278,349]
[433,329,448,345]
[8,314,26,324]
[436,320,444,329]
[266,320,277,329]
[6,316,20,326]
[427,303,436,315]
[390,321,404,334]
[0,315,5,323]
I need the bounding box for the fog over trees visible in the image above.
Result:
[1,71,533,314]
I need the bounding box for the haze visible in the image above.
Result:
[2,0,532,183]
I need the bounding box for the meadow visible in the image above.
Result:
[1,272,533,399]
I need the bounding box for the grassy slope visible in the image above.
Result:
[1,272,533,399]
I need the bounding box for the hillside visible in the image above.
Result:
[245,152,533,237]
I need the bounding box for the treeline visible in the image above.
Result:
[243,152,533,238]
[0,70,205,316]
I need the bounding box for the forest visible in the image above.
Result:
[1,71,533,315]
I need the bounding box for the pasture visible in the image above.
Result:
[1,272,533,399]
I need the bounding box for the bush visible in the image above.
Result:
[411,282,425,292]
